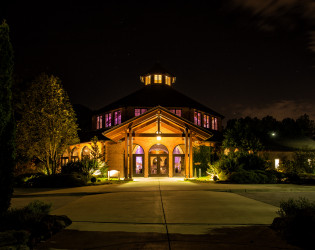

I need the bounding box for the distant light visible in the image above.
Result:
[271,132,276,137]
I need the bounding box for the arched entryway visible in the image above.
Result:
[173,145,185,177]
[149,144,169,176]
[133,145,144,176]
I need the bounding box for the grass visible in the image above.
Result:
[87,177,132,185]
[185,176,214,183]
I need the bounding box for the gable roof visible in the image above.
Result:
[103,106,213,142]
[96,84,224,118]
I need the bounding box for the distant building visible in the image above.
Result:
[62,64,224,178]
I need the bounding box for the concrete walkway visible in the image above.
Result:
[11,178,311,249]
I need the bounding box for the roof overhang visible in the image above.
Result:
[103,106,212,142]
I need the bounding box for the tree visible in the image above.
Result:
[16,74,79,175]
[0,20,15,215]
[223,120,263,153]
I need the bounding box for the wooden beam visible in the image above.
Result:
[134,133,183,137]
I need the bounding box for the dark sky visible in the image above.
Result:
[2,0,315,122]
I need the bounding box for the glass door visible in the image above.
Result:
[149,154,168,176]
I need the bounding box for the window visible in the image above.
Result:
[165,76,171,85]
[114,110,121,125]
[105,113,112,127]
[204,114,210,128]
[135,108,147,116]
[145,75,151,85]
[275,159,280,169]
[212,117,218,130]
[194,111,201,126]
[154,74,162,83]
[170,109,182,117]
[96,115,103,129]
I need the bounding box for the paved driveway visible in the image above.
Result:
[12,178,311,249]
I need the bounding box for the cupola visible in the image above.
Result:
[140,63,176,86]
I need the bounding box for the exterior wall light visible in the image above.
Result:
[156,131,162,141]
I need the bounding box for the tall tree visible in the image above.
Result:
[16,74,79,175]
[0,20,15,214]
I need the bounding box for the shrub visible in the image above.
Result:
[26,173,86,188]
[14,173,45,187]
[213,175,218,181]
[272,198,315,249]
[229,169,276,184]
[90,177,96,183]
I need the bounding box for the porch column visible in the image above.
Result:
[128,129,133,179]
[185,128,189,179]
[189,133,193,178]
[124,130,128,179]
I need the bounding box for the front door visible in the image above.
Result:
[149,154,168,176]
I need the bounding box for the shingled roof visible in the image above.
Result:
[95,84,224,118]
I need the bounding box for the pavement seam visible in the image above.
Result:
[158,179,172,250]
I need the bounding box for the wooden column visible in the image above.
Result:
[189,133,193,178]
[124,130,128,179]
[128,129,133,179]
[185,128,189,179]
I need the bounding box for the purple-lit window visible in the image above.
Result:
[169,109,182,117]
[114,110,121,125]
[105,113,111,127]
[212,117,218,130]
[96,115,103,129]
[134,145,144,154]
[204,114,210,128]
[194,111,201,126]
[135,108,147,117]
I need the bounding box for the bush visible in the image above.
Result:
[26,173,86,188]
[272,198,315,249]
[14,173,45,187]
[229,169,276,184]
[90,177,96,183]
[0,200,71,248]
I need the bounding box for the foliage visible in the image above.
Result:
[16,73,79,175]
[0,200,51,231]
[193,145,217,176]
[14,173,45,187]
[223,120,263,153]
[0,200,72,248]
[279,151,315,175]
[210,152,273,183]
[229,169,277,184]
[272,198,315,249]
[0,20,15,215]
[26,173,86,187]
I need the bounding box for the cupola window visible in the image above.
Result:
[165,76,171,86]
[145,75,151,85]
[154,74,162,83]
[170,109,182,117]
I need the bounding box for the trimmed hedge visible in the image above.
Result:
[26,173,86,188]
[229,169,277,184]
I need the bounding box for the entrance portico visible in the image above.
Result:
[104,106,212,179]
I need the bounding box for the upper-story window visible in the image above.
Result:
[145,75,151,85]
[114,110,121,125]
[96,115,103,129]
[165,76,171,86]
[154,74,162,83]
[212,117,218,130]
[194,111,201,126]
[204,114,210,128]
[135,108,147,117]
[170,109,182,117]
[105,113,112,128]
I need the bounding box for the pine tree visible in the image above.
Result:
[0,20,15,215]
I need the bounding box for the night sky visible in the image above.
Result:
[2,0,315,123]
